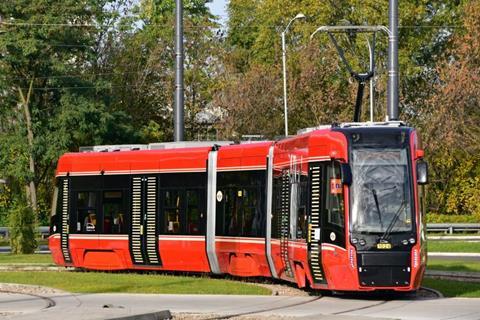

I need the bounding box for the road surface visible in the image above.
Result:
[1,287,480,320]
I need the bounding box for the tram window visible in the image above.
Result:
[271,174,283,239]
[324,162,345,247]
[186,190,203,235]
[244,189,263,237]
[76,191,97,233]
[50,184,60,234]
[163,190,182,234]
[296,175,308,239]
[102,191,126,234]
[326,163,344,227]
[216,171,266,237]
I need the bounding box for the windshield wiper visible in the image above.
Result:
[380,200,406,241]
[371,189,383,231]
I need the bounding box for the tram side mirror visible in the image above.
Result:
[417,160,428,185]
[340,163,352,186]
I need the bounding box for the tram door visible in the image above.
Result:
[308,163,326,284]
[58,178,73,265]
[129,176,162,266]
[278,170,293,278]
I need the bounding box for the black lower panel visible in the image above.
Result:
[359,266,410,287]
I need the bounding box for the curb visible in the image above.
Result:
[428,252,480,258]
[420,286,444,299]
[108,310,172,320]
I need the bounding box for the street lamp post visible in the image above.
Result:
[281,13,305,137]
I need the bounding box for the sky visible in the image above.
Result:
[206,0,228,26]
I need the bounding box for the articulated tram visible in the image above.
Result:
[49,121,428,292]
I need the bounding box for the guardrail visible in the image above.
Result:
[0,226,50,239]
[427,223,480,234]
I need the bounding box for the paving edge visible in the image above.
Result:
[420,286,444,299]
[107,310,172,320]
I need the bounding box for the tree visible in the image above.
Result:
[0,0,136,252]
[422,0,480,217]
[106,0,221,142]
[217,0,462,137]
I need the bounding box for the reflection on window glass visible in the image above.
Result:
[296,175,308,239]
[102,191,126,234]
[186,190,202,234]
[216,170,265,238]
[327,164,344,228]
[76,192,97,233]
[164,190,181,234]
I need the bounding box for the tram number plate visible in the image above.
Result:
[377,243,392,250]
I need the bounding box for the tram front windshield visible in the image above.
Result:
[350,148,413,234]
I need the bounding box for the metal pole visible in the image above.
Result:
[174,0,184,141]
[387,0,399,121]
[369,34,376,122]
[281,31,289,137]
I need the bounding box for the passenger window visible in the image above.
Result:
[76,192,97,233]
[164,190,182,234]
[323,161,346,247]
[243,188,263,236]
[326,162,345,228]
[102,191,126,234]
[296,174,308,239]
[216,171,266,237]
[186,190,203,235]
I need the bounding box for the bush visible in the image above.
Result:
[426,213,480,224]
[8,203,37,254]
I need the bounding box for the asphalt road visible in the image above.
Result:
[2,290,480,320]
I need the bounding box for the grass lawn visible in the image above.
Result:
[423,278,480,298]
[427,259,480,273]
[428,241,480,253]
[0,239,48,247]
[0,254,53,264]
[0,271,270,295]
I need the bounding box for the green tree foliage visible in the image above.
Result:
[107,0,220,141]
[8,202,36,254]
[423,0,480,217]
[218,0,461,137]
[0,0,137,244]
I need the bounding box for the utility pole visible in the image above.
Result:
[174,0,185,141]
[387,0,399,121]
[281,13,305,137]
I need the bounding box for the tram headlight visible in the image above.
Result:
[402,239,409,245]
[409,238,416,244]
[351,238,358,244]
[359,239,366,246]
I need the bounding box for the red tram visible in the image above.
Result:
[49,122,428,292]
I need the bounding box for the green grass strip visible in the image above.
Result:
[0,254,53,264]
[427,259,480,273]
[0,271,270,295]
[423,278,480,298]
[428,241,480,253]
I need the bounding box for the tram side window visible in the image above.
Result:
[296,174,308,239]
[186,190,204,235]
[102,191,127,234]
[326,163,345,227]
[50,185,60,234]
[271,173,283,239]
[324,162,345,247]
[76,192,97,233]
[163,190,182,234]
[216,171,266,238]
